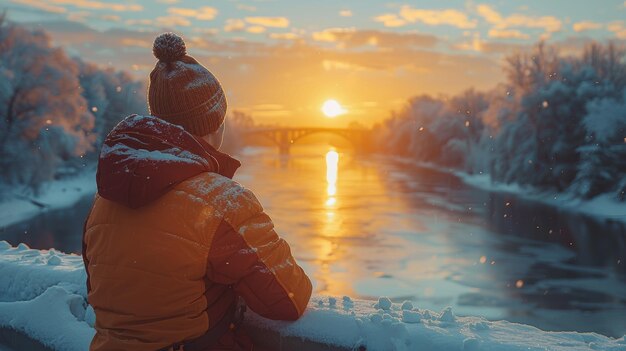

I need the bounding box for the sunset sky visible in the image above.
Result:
[4,0,626,127]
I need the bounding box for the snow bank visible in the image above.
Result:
[455,172,626,223]
[388,157,626,224]
[1,243,625,351]
[0,168,96,228]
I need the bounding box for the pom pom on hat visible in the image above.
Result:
[153,32,187,63]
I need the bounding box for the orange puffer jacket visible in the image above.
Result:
[83,115,312,351]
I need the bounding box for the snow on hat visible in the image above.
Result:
[148,32,227,136]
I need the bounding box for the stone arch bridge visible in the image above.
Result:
[243,127,372,154]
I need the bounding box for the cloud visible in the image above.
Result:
[476,4,502,24]
[101,14,121,22]
[312,28,438,49]
[154,15,191,27]
[312,27,355,42]
[476,4,561,35]
[237,4,257,12]
[339,10,352,17]
[270,32,299,40]
[11,0,67,13]
[373,14,406,28]
[397,6,477,29]
[573,21,602,32]
[454,32,483,52]
[499,14,562,32]
[246,26,266,34]
[50,0,142,12]
[608,21,626,39]
[66,11,90,22]
[120,38,152,48]
[224,19,246,32]
[167,6,218,21]
[322,59,367,71]
[245,17,289,28]
[157,0,179,3]
[192,28,219,35]
[488,29,529,39]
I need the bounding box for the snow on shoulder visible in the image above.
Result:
[0,243,625,351]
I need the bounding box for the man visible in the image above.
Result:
[82,32,312,351]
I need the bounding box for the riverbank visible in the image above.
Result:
[0,167,97,228]
[385,156,626,224]
[0,242,624,351]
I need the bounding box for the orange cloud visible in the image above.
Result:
[270,32,299,40]
[373,14,406,28]
[488,29,529,39]
[608,21,626,39]
[245,17,290,28]
[313,28,438,49]
[11,0,66,13]
[312,28,355,42]
[157,0,179,3]
[339,10,352,17]
[155,16,191,27]
[476,4,561,35]
[66,11,90,22]
[246,26,266,34]
[101,14,121,22]
[454,32,483,52]
[500,14,561,32]
[50,0,142,12]
[322,59,367,71]
[224,19,246,32]
[476,4,502,24]
[167,6,218,21]
[573,21,602,32]
[398,6,477,29]
[121,38,152,48]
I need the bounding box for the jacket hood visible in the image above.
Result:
[96,114,241,208]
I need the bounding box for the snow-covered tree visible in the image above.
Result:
[76,59,147,148]
[0,14,94,191]
[572,90,626,199]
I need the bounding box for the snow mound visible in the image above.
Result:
[0,286,94,351]
[0,241,86,302]
[1,244,625,351]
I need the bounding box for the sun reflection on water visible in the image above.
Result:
[323,149,341,237]
[326,149,338,199]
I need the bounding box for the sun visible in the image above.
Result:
[321,99,346,118]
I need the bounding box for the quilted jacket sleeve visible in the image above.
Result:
[205,188,312,321]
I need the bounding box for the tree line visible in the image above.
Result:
[376,42,626,201]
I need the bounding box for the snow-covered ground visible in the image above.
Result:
[1,242,624,351]
[0,168,96,228]
[387,156,626,224]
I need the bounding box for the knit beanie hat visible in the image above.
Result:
[148,32,227,136]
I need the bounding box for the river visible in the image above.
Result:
[1,145,625,337]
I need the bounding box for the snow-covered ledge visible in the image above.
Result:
[1,242,625,351]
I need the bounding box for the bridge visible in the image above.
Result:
[243,127,372,154]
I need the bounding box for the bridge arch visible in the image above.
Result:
[243,127,370,154]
